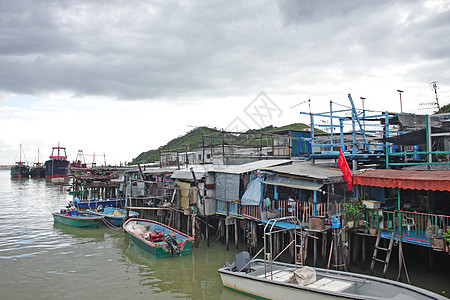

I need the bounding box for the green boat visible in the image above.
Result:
[123,218,194,258]
[52,210,102,228]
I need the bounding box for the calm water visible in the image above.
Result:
[0,170,449,299]
[0,170,247,300]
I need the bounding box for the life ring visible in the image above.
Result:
[97,204,103,211]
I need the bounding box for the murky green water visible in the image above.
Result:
[0,170,248,299]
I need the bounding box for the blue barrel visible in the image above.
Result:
[413,145,422,160]
[331,216,341,229]
[391,144,399,153]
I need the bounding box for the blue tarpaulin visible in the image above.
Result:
[241,178,262,205]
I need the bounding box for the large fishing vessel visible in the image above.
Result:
[30,148,45,178]
[45,143,69,179]
[10,144,29,179]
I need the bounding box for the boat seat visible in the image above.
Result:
[257,270,293,283]
[258,270,293,282]
[307,278,353,292]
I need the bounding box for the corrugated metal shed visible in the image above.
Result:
[262,161,344,181]
[353,169,450,191]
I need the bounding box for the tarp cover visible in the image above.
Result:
[215,173,240,202]
[241,178,262,205]
[264,175,323,191]
[353,169,450,191]
[178,181,191,209]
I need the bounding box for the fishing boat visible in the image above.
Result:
[10,144,30,179]
[123,218,194,258]
[30,148,45,178]
[45,143,69,180]
[74,197,125,209]
[52,209,103,228]
[86,207,139,227]
[218,217,446,300]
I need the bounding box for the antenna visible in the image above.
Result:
[430,81,440,110]
[396,90,404,113]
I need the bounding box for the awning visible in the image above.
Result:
[353,169,450,191]
[264,175,324,191]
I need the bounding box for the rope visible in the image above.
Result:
[100,216,122,230]
[396,240,411,284]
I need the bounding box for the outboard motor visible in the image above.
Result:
[164,234,180,256]
[225,251,251,272]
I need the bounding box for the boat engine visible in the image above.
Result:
[164,234,180,256]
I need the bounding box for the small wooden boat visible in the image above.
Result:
[86,207,139,227]
[52,210,103,228]
[123,218,194,258]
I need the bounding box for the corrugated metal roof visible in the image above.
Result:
[262,161,344,181]
[171,164,233,180]
[218,159,293,174]
[353,169,450,191]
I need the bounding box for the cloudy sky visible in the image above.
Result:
[1,0,449,166]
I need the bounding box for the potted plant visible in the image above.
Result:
[443,228,450,253]
[343,201,365,229]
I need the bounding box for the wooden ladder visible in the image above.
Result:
[370,231,395,278]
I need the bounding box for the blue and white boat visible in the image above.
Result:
[87,207,139,227]
[73,197,125,209]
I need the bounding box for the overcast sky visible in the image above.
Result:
[1,0,449,165]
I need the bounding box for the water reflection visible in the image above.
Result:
[53,223,106,241]
[121,239,249,299]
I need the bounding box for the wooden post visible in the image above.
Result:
[235,219,239,249]
[222,129,225,164]
[226,222,229,250]
[206,215,210,247]
[252,220,257,253]
[289,231,295,263]
[322,232,327,263]
[313,232,318,267]
[202,127,205,164]
[192,215,196,240]
[362,235,366,270]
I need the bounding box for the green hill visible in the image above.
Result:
[131,123,317,164]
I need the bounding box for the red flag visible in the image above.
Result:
[338,149,353,191]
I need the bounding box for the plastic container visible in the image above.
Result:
[331,216,341,229]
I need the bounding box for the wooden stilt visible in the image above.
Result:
[322,232,328,263]
[234,219,238,249]
[206,216,210,247]
[226,222,229,250]
[313,233,318,267]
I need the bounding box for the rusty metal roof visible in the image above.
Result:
[353,169,450,191]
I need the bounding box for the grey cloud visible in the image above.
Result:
[0,0,449,102]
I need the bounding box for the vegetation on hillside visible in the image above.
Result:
[437,102,450,114]
[131,123,319,164]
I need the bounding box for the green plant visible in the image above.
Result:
[444,228,450,245]
[343,201,366,222]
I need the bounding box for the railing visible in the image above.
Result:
[365,209,450,244]
[216,199,242,217]
[241,205,260,219]
[261,200,331,222]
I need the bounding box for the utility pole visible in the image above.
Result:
[397,90,404,113]
[360,97,366,131]
[431,81,440,111]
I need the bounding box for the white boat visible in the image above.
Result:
[218,217,446,300]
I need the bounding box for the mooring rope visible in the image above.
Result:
[100,216,122,230]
